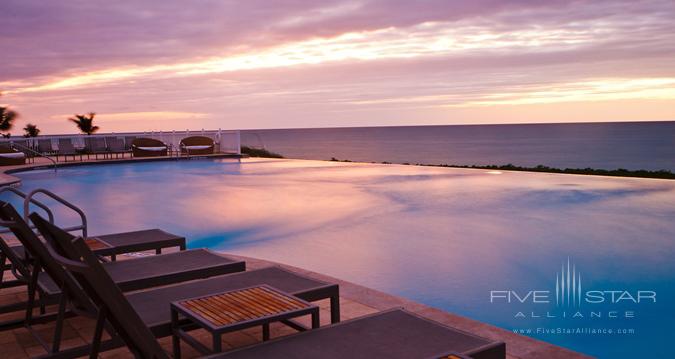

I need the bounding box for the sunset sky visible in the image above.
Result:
[1,0,674,134]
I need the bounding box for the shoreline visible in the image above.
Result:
[243,147,675,180]
[335,159,675,180]
[241,146,675,180]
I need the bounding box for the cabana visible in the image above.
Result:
[180,135,215,155]
[132,138,168,157]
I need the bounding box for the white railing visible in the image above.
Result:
[0,129,241,154]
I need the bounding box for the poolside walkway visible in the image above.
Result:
[0,156,591,358]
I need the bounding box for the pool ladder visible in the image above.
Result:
[0,187,87,237]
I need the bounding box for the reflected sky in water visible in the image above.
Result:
[10,158,675,358]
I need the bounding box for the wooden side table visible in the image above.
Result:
[83,238,111,251]
[171,284,320,358]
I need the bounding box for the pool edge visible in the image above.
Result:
[0,153,246,187]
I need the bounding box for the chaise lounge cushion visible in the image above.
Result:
[132,138,169,157]
[0,152,26,158]
[180,136,215,154]
[136,146,167,151]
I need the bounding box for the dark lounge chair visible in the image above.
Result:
[180,135,215,155]
[32,214,246,289]
[1,189,194,285]
[0,204,246,328]
[124,136,136,150]
[0,144,26,166]
[85,137,109,159]
[56,138,82,162]
[38,228,503,359]
[107,137,131,158]
[0,187,185,282]
[132,137,168,157]
[14,211,340,358]
[37,139,56,156]
[4,227,189,265]
[215,309,506,359]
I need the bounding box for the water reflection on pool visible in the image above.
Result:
[10,158,675,358]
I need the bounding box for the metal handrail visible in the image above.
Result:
[10,142,58,173]
[0,187,55,234]
[24,189,87,237]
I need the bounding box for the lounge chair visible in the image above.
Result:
[85,137,109,159]
[5,227,189,264]
[215,309,505,359]
[0,188,199,264]
[56,138,82,162]
[0,144,26,166]
[37,139,56,156]
[180,136,215,155]
[124,136,136,150]
[0,203,246,329]
[40,229,503,359]
[32,213,246,289]
[12,210,340,358]
[132,137,168,157]
[107,137,131,158]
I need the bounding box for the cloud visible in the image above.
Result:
[1,0,674,132]
[6,0,671,83]
[5,0,674,93]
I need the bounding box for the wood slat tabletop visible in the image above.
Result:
[179,286,311,327]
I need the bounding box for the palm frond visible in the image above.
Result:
[68,112,100,134]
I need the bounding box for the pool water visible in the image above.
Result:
[8,158,675,358]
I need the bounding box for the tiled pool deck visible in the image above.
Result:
[0,156,589,358]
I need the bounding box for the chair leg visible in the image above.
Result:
[330,293,340,323]
[51,292,69,353]
[0,253,6,287]
[262,323,270,341]
[311,310,320,329]
[90,306,107,359]
[39,294,46,315]
[24,264,41,323]
[171,307,182,359]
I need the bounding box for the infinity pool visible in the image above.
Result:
[9,158,675,358]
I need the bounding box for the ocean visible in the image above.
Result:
[241,121,675,171]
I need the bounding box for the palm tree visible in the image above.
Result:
[0,106,18,138]
[69,112,99,135]
[23,123,40,137]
